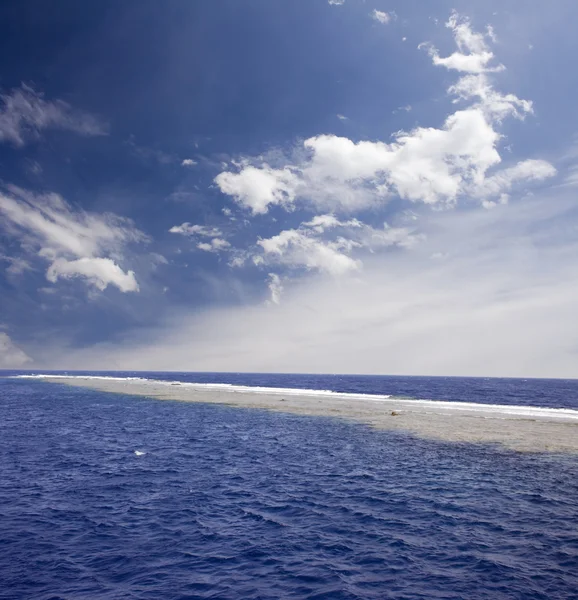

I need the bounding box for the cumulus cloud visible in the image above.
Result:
[0,332,32,368]
[371,10,392,24]
[0,84,107,147]
[47,257,139,292]
[448,74,532,122]
[181,158,197,167]
[214,14,554,216]
[420,11,504,74]
[0,186,145,292]
[250,215,419,276]
[214,164,299,214]
[197,238,231,253]
[258,228,361,276]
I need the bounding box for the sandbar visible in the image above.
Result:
[27,376,578,453]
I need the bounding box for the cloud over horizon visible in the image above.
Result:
[1,3,576,377]
[45,193,578,378]
[0,332,32,368]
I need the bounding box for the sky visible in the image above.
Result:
[1,0,578,377]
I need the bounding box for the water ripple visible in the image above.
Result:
[1,379,577,599]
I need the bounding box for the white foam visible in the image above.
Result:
[13,374,390,400]
[12,373,578,421]
[18,374,148,380]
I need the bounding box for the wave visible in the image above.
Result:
[12,374,578,421]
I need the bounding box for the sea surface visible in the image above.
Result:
[1,372,577,599]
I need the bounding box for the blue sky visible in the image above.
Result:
[2,0,578,376]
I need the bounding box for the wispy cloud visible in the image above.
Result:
[0,84,107,147]
[0,186,146,292]
[126,136,176,165]
[371,10,393,25]
[56,194,578,378]
[169,223,224,238]
[419,12,504,74]
[169,223,230,254]
[252,216,419,277]
[267,273,283,305]
[0,254,32,275]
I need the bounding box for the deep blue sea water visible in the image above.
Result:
[1,372,578,599]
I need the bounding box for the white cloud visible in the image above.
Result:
[336,114,348,121]
[214,164,299,214]
[0,186,145,292]
[421,11,504,74]
[0,332,31,368]
[357,223,422,250]
[563,165,578,188]
[169,223,223,237]
[54,194,578,378]
[328,0,344,4]
[448,74,532,121]
[476,160,556,198]
[47,257,139,292]
[150,252,169,267]
[215,14,554,214]
[302,214,361,233]
[197,238,231,253]
[170,223,231,254]
[0,254,32,275]
[0,84,107,147]
[251,215,419,276]
[258,228,361,276]
[181,158,197,167]
[267,273,283,304]
[371,10,392,24]
[486,25,498,43]
[298,106,508,207]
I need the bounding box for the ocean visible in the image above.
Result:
[1,372,577,599]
